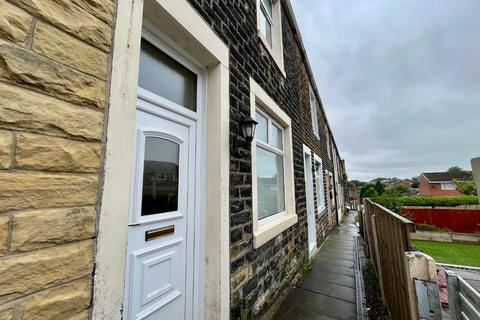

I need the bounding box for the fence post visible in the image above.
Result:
[405,251,439,319]
[445,270,460,320]
[359,207,364,236]
[472,157,480,201]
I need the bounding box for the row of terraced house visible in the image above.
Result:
[0,0,348,319]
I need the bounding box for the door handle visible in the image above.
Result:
[145,225,175,241]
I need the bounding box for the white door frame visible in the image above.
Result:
[122,28,205,319]
[303,145,317,257]
[93,0,230,319]
[313,154,325,215]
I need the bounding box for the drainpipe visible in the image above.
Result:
[471,157,480,201]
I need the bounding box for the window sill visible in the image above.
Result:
[258,34,286,78]
[318,208,327,216]
[253,213,298,249]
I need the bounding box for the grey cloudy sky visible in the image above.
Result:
[290,0,480,181]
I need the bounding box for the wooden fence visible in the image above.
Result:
[446,270,480,320]
[363,199,416,320]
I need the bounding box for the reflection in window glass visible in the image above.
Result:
[264,18,273,47]
[261,0,273,16]
[271,124,283,150]
[141,137,179,215]
[256,111,268,143]
[139,39,197,111]
[315,162,326,214]
[257,147,285,219]
[310,87,319,137]
[259,1,273,48]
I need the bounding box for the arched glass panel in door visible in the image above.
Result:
[141,136,180,215]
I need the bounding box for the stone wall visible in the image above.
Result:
[184,1,340,318]
[0,0,115,318]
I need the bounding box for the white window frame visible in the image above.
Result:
[250,78,296,249]
[441,182,456,190]
[260,0,274,47]
[313,154,326,215]
[309,85,319,138]
[256,0,285,76]
[326,128,332,160]
[255,108,286,226]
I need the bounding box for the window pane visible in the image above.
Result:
[259,11,273,48]
[139,39,197,111]
[257,147,285,219]
[142,137,179,215]
[261,0,273,17]
[315,163,325,213]
[310,89,319,137]
[256,111,268,143]
[265,20,273,48]
[271,124,283,150]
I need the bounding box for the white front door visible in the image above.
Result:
[303,146,317,257]
[124,32,203,320]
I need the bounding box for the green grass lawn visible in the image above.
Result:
[411,240,480,267]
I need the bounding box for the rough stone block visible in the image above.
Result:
[0,308,13,320]
[18,277,90,320]
[0,240,93,303]
[0,83,103,141]
[10,0,111,51]
[11,207,96,252]
[70,0,115,26]
[33,22,108,80]
[15,133,102,173]
[0,1,32,45]
[231,265,252,292]
[65,310,89,320]
[0,172,98,212]
[0,131,12,169]
[0,216,9,256]
[0,42,106,109]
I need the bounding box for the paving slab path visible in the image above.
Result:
[274,212,359,320]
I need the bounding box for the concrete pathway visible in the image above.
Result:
[274,212,359,320]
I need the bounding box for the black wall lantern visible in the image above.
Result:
[240,116,258,143]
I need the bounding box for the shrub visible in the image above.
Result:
[453,177,478,196]
[360,184,378,198]
[415,223,451,232]
[399,195,479,207]
[416,223,438,231]
[372,195,479,212]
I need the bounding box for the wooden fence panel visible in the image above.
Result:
[363,199,416,320]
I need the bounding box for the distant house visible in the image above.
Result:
[419,172,472,196]
[385,178,412,188]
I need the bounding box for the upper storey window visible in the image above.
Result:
[256,0,285,76]
[259,0,274,48]
[309,85,319,138]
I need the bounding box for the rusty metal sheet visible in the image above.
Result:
[415,279,442,320]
